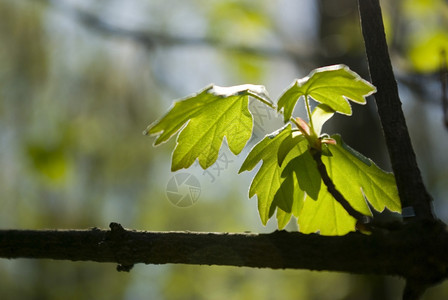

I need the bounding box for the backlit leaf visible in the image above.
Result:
[282,151,321,200]
[239,125,307,224]
[147,65,400,236]
[311,104,335,136]
[277,131,306,166]
[297,135,400,235]
[277,64,376,121]
[273,172,305,229]
[327,135,401,213]
[145,84,270,171]
[299,189,356,235]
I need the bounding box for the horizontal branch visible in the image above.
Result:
[1,222,448,283]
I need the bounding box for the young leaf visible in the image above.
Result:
[144,84,270,171]
[272,173,303,215]
[277,131,306,166]
[239,125,307,225]
[282,151,321,200]
[273,133,307,229]
[299,189,357,235]
[273,174,305,230]
[327,135,401,213]
[311,104,335,136]
[277,64,376,121]
[297,135,401,235]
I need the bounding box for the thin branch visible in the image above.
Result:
[310,149,369,225]
[358,0,434,220]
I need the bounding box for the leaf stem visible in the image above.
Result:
[304,95,315,134]
[310,149,370,225]
[291,117,309,137]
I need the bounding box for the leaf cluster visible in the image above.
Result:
[145,65,401,235]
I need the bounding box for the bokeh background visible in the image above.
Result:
[1,0,448,299]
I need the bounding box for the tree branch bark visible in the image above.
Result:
[358,0,434,220]
[1,222,447,282]
[358,1,440,298]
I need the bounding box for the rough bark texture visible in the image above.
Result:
[358,0,434,220]
[0,222,447,283]
[358,1,441,297]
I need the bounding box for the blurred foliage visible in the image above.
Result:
[383,0,448,72]
[403,0,448,72]
[409,30,448,72]
[0,0,447,299]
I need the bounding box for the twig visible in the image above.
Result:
[310,149,370,225]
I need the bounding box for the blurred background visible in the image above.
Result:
[1,0,447,299]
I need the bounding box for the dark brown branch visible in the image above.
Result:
[1,222,448,283]
[311,149,369,224]
[358,0,434,220]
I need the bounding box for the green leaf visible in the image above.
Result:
[282,151,321,200]
[145,84,270,171]
[239,125,291,172]
[273,172,305,229]
[240,129,399,234]
[311,104,335,136]
[277,131,306,166]
[271,172,305,214]
[239,125,306,225]
[277,64,376,121]
[299,189,357,235]
[277,85,301,122]
[328,135,401,213]
[275,208,293,230]
[297,135,401,235]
